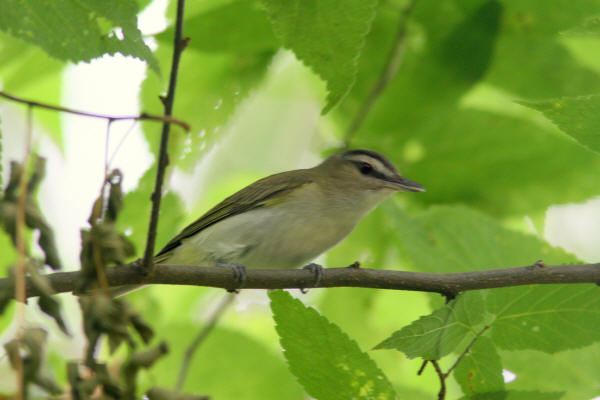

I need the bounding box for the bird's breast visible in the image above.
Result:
[165,184,393,269]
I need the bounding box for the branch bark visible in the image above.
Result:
[0,91,190,131]
[142,0,188,274]
[5,262,600,299]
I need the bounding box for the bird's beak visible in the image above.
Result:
[384,175,426,192]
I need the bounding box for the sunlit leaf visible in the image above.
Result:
[270,290,397,400]
[158,1,278,53]
[143,6,274,170]
[501,343,600,400]
[519,95,600,154]
[458,391,564,400]
[0,0,158,72]
[0,33,64,145]
[262,0,378,113]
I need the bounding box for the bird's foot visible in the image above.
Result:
[300,263,323,294]
[217,262,247,293]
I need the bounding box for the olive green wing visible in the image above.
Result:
[155,171,313,257]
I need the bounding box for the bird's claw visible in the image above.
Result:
[300,263,323,294]
[217,262,247,293]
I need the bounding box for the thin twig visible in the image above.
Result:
[444,325,490,378]
[0,91,190,131]
[142,0,188,274]
[343,0,418,148]
[88,121,113,292]
[14,105,33,400]
[427,325,490,399]
[417,360,428,375]
[107,120,138,169]
[431,360,446,400]
[7,262,600,299]
[175,294,235,391]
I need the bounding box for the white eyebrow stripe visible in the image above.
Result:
[346,154,395,176]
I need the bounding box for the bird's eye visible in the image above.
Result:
[359,162,373,175]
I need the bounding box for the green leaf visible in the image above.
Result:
[0,232,15,277]
[458,391,564,400]
[142,36,273,170]
[375,292,484,360]
[0,0,158,72]
[385,204,577,273]
[472,0,600,98]
[487,285,600,353]
[270,290,397,400]
[486,38,600,99]
[386,204,600,354]
[500,343,599,400]
[0,302,14,334]
[158,1,278,53]
[261,0,377,113]
[453,337,504,396]
[144,323,305,399]
[562,16,600,36]
[348,0,502,132]
[0,33,64,145]
[0,114,2,190]
[343,1,600,215]
[360,107,600,215]
[519,95,600,154]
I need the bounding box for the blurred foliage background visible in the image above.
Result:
[1,0,600,398]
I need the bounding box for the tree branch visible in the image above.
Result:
[431,360,446,400]
[142,0,188,274]
[343,0,418,147]
[5,262,600,299]
[0,91,190,131]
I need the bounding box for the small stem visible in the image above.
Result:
[417,360,428,375]
[444,325,490,378]
[88,121,113,292]
[14,105,33,400]
[142,0,187,274]
[0,91,190,131]
[343,0,418,147]
[431,360,446,400]
[175,294,234,391]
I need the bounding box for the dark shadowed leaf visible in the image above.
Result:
[453,337,504,395]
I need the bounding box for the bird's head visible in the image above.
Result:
[317,149,425,194]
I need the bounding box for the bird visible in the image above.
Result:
[150,149,425,289]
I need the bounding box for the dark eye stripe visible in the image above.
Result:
[352,161,388,181]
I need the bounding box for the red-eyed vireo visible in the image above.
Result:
[152,149,424,281]
[112,149,423,295]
